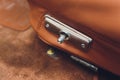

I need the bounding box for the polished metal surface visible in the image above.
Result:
[45,14,93,50]
[57,32,69,44]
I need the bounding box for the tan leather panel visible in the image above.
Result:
[28,0,120,76]
[31,0,120,42]
[0,0,30,30]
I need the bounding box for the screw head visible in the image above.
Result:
[45,23,50,28]
[81,44,86,48]
[47,48,55,55]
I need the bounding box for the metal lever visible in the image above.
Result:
[57,32,69,44]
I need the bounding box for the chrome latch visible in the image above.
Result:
[45,14,93,50]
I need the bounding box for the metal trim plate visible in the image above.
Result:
[45,14,93,50]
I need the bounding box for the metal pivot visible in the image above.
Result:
[57,32,69,44]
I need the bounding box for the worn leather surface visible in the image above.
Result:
[0,0,30,31]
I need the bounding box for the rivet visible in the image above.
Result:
[81,44,86,48]
[45,23,50,28]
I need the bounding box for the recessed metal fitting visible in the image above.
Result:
[70,55,98,72]
[47,48,58,59]
[57,32,70,44]
[45,14,93,50]
[47,48,55,55]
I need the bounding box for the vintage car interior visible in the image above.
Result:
[28,0,120,76]
[0,0,120,80]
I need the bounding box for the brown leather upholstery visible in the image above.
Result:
[0,0,30,30]
[31,0,120,42]
[28,0,120,76]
